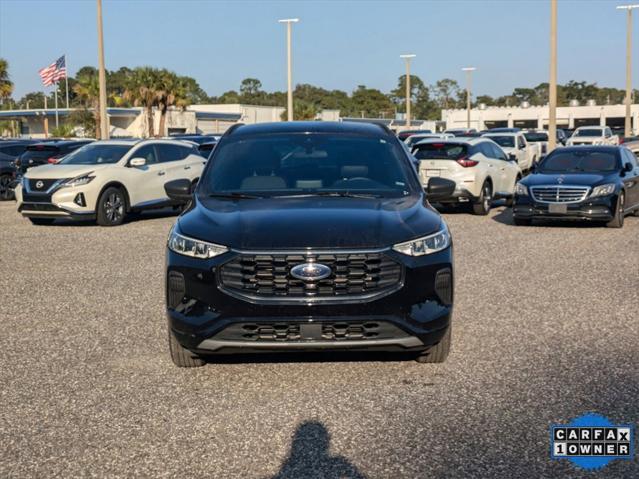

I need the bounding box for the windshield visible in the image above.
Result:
[538,150,620,173]
[59,144,132,165]
[201,133,416,198]
[524,132,548,142]
[486,136,515,148]
[575,129,603,137]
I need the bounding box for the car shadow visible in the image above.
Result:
[38,207,180,227]
[202,350,418,365]
[267,421,367,479]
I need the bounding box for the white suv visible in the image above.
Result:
[15,139,205,226]
[412,138,522,214]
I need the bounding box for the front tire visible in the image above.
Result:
[606,192,625,228]
[0,174,14,201]
[168,328,205,368]
[414,327,451,363]
[96,187,126,226]
[472,181,492,215]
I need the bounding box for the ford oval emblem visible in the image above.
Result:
[290,263,332,282]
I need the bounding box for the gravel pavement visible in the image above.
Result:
[1,202,638,478]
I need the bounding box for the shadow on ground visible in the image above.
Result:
[268,421,367,479]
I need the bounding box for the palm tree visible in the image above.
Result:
[155,70,190,137]
[124,67,161,138]
[0,58,14,103]
[73,71,101,136]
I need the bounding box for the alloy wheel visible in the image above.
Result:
[104,192,124,223]
[0,175,13,200]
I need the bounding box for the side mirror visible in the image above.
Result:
[519,144,526,150]
[425,177,455,201]
[508,153,517,162]
[624,163,633,172]
[165,178,193,202]
[129,157,146,167]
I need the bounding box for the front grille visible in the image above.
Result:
[217,321,408,342]
[28,178,58,192]
[219,252,402,302]
[530,186,589,204]
[20,203,61,212]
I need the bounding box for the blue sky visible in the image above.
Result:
[0,0,637,100]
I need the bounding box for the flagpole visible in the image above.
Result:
[65,55,69,109]
[54,82,59,128]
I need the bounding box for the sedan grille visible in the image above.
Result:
[530,185,590,204]
[219,252,402,302]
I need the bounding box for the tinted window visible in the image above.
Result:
[132,145,158,165]
[539,150,620,173]
[575,129,603,137]
[487,142,507,160]
[413,143,468,160]
[60,144,132,165]
[623,149,638,168]
[202,133,415,197]
[487,136,515,148]
[157,144,192,163]
[0,145,28,156]
[20,145,60,161]
[524,132,548,142]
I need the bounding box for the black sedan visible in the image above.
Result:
[0,140,39,200]
[15,139,94,175]
[513,146,639,228]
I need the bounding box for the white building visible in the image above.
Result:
[0,104,343,138]
[442,103,639,134]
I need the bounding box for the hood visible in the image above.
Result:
[177,195,442,250]
[24,164,113,179]
[522,172,615,187]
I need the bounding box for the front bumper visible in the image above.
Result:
[513,194,616,221]
[166,246,454,355]
[15,182,97,219]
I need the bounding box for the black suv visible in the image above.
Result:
[15,139,94,175]
[164,122,456,367]
[0,140,38,200]
[513,146,639,227]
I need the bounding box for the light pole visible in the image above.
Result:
[278,18,299,121]
[96,0,109,139]
[548,0,558,151]
[617,4,638,137]
[399,54,416,130]
[462,67,476,129]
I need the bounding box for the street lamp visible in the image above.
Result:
[548,0,558,151]
[400,54,416,130]
[617,4,639,137]
[461,67,476,129]
[278,18,299,122]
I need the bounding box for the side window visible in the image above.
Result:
[157,144,192,163]
[624,149,638,168]
[491,143,508,161]
[605,128,611,138]
[481,143,495,159]
[132,145,158,165]
[517,136,525,148]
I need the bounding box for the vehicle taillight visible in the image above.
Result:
[456,156,478,167]
[47,156,60,164]
[619,137,625,144]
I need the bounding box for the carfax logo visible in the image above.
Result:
[551,413,634,470]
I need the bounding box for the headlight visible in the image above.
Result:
[590,183,616,197]
[168,228,228,259]
[393,223,451,256]
[61,173,95,188]
[515,182,528,196]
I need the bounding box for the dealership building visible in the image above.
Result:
[442,102,639,134]
[0,104,341,138]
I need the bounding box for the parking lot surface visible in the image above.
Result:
[1,202,638,478]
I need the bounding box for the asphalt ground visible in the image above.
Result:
[1,201,638,478]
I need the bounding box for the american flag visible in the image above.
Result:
[39,55,67,86]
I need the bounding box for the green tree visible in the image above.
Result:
[124,67,161,137]
[348,85,394,118]
[73,69,102,137]
[280,100,319,121]
[155,69,190,136]
[0,58,13,103]
[432,79,460,110]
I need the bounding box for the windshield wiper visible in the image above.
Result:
[207,192,263,199]
[273,192,383,199]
